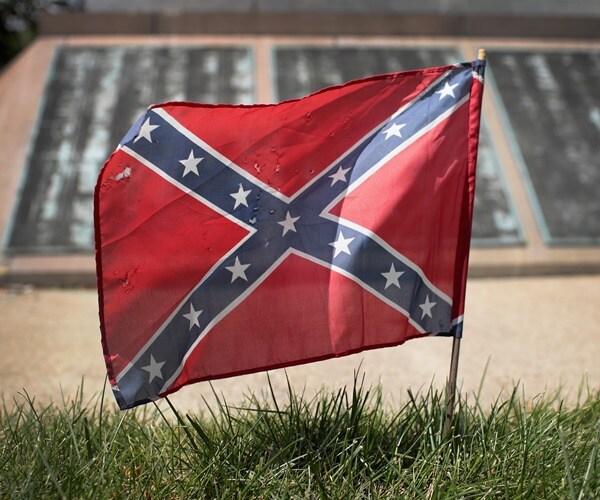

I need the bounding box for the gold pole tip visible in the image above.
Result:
[477,48,487,61]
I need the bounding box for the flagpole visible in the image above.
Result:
[442,335,462,438]
[442,48,486,439]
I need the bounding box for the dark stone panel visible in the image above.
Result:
[490,50,600,244]
[274,46,522,245]
[275,46,459,102]
[471,123,522,245]
[8,46,254,253]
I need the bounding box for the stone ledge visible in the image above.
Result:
[39,12,600,39]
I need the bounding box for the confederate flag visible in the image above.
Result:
[95,59,485,409]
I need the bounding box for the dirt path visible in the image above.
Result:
[1,275,599,412]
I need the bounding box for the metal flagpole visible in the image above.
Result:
[442,334,462,438]
[442,48,486,439]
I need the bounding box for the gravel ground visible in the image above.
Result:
[1,275,599,413]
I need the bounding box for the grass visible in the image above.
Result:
[0,376,599,499]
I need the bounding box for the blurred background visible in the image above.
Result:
[0,0,599,411]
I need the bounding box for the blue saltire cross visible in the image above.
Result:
[113,64,474,408]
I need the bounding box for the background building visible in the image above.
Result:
[0,1,598,409]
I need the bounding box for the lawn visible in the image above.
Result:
[1,376,598,498]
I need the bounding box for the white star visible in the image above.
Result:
[381,263,404,290]
[179,150,203,177]
[133,118,159,143]
[230,183,251,209]
[225,256,250,282]
[381,122,406,140]
[329,166,351,186]
[435,82,459,100]
[419,294,437,319]
[182,303,203,330]
[277,211,300,236]
[329,231,355,258]
[141,355,165,383]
